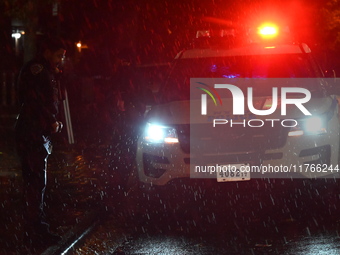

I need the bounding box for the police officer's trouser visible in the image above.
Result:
[20,147,49,231]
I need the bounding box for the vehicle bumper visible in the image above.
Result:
[136,126,340,186]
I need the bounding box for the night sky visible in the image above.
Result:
[1,0,339,70]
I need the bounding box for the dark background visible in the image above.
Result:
[0,2,340,253]
[1,0,340,72]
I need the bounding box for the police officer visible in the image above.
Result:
[15,36,66,249]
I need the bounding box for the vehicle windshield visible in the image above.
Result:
[161,53,323,102]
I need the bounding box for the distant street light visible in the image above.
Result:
[11,32,21,39]
[12,32,23,56]
[76,41,88,52]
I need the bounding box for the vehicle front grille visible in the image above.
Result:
[175,122,289,154]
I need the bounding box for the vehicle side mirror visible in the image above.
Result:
[322,69,339,95]
[326,77,340,95]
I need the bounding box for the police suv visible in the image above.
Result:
[135,23,340,186]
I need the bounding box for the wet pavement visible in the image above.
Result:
[0,105,127,254]
[64,176,340,255]
[1,105,340,255]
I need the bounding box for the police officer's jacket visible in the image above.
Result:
[15,57,60,153]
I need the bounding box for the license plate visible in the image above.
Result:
[217,164,250,182]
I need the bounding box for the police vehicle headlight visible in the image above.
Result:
[304,116,325,133]
[288,116,326,137]
[144,123,179,144]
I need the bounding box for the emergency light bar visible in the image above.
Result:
[196,29,235,38]
[194,22,292,47]
[258,23,278,38]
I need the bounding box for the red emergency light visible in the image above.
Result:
[257,23,279,39]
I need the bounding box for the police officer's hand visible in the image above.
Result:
[51,121,63,133]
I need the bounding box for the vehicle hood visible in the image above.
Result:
[146,96,336,125]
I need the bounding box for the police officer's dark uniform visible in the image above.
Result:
[15,52,63,248]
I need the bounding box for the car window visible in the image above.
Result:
[161,53,322,102]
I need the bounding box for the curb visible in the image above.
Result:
[41,210,103,255]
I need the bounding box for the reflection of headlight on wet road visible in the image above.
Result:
[144,123,179,144]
